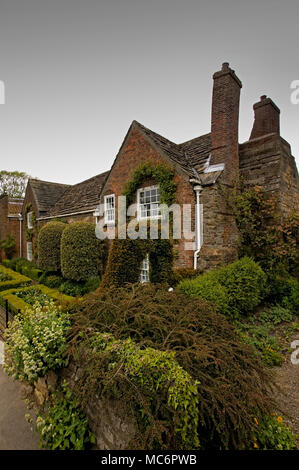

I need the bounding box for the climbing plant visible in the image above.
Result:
[123,161,177,207]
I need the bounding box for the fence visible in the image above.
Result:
[0,300,20,341]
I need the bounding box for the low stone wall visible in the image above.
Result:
[27,362,136,450]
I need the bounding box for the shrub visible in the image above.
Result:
[61,222,106,282]
[0,265,32,292]
[38,221,66,272]
[253,414,297,450]
[0,235,16,259]
[3,301,70,383]
[41,274,63,289]
[78,333,200,449]
[172,267,200,285]
[214,257,267,315]
[178,272,233,318]
[13,258,43,281]
[0,284,75,315]
[178,257,266,318]
[232,185,299,274]
[36,384,95,450]
[59,279,86,297]
[266,274,299,314]
[68,284,274,450]
[100,236,173,290]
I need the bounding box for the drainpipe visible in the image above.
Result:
[19,214,22,257]
[193,185,203,270]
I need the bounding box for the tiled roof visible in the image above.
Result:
[134,121,211,177]
[29,179,70,214]
[47,171,109,217]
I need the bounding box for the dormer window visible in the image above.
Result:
[27,211,33,229]
[104,194,115,224]
[137,185,160,220]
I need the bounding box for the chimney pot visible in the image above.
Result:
[260,95,267,101]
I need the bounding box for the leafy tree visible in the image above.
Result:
[0,170,30,198]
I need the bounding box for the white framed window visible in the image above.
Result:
[104,194,115,224]
[27,242,33,261]
[137,185,161,220]
[27,211,33,229]
[140,254,150,283]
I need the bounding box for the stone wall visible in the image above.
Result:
[29,362,136,450]
[239,133,299,217]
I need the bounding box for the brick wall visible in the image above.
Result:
[0,195,23,259]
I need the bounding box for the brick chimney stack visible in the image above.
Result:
[249,95,280,140]
[210,62,242,183]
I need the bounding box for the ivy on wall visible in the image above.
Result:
[123,162,177,207]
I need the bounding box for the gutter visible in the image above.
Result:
[37,209,96,221]
[19,214,22,257]
[190,180,203,270]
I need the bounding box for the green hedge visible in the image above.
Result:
[178,257,266,319]
[61,222,106,282]
[0,265,32,292]
[0,284,75,315]
[38,221,66,272]
[2,258,43,281]
[100,231,174,289]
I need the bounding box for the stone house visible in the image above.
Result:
[96,63,299,273]
[20,174,108,261]
[2,62,299,274]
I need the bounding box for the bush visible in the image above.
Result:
[59,276,101,297]
[38,222,66,272]
[77,333,200,449]
[68,284,274,450]
[40,274,63,289]
[178,257,266,319]
[36,384,95,450]
[0,235,16,259]
[100,235,173,290]
[61,222,106,282]
[267,274,299,314]
[0,265,32,292]
[0,284,75,315]
[59,280,86,297]
[178,272,233,318]
[13,258,43,281]
[253,414,297,450]
[172,267,200,285]
[215,257,267,315]
[3,301,70,383]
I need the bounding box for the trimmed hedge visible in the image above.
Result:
[38,221,66,272]
[178,257,267,319]
[100,236,174,289]
[0,284,76,315]
[0,265,32,292]
[2,258,43,281]
[61,222,106,282]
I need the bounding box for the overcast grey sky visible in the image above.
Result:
[0,0,298,184]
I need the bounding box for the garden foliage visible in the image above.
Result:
[61,222,106,282]
[68,283,274,450]
[38,221,66,272]
[4,301,70,383]
[178,257,266,319]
